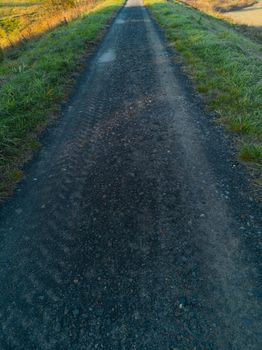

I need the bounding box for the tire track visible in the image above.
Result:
[0,0,261,349]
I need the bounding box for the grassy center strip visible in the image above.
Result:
[0,0,124,198]
[145,0,262,183]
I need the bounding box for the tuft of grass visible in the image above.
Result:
[236,24,262,44]
[240,144,262,162]
[145,0,262,179]
[0,0,123,198]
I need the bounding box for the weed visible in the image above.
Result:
[240,143,262,162]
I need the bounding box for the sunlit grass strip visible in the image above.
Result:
[0,0,123,197]
[0,1,98,49]
[145,0,262,179]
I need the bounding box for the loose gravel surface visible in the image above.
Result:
[0,0,262,349]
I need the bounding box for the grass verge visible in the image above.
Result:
[145,0,262,182]
[0,0,123,198]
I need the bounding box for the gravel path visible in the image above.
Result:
[0,0,261,349]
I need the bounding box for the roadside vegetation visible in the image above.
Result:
[146,0,262,182]
[0,0,123,197]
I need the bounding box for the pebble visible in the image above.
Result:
[73,309,80,317]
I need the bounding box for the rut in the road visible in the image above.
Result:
[0,0,261,349]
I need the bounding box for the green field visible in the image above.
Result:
[146,0,262,182]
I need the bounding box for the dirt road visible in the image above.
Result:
[0,0,261,349]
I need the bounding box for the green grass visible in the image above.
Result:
[0,0,123,197]
[240,143,262,162]
[145,0,262,179]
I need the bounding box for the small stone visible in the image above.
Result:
[179,296,187,306]
[73,309,80,317]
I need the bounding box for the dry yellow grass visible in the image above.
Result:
[0,0,98,49]
[179,0,262,40]
[180,0,258,13]
[225,0,262,26]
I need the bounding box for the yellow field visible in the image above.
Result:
[0,0,40,18]
[180,0,258,13]
[225,0,262,26]
[0,0,97,48]
[180,0,262,34]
